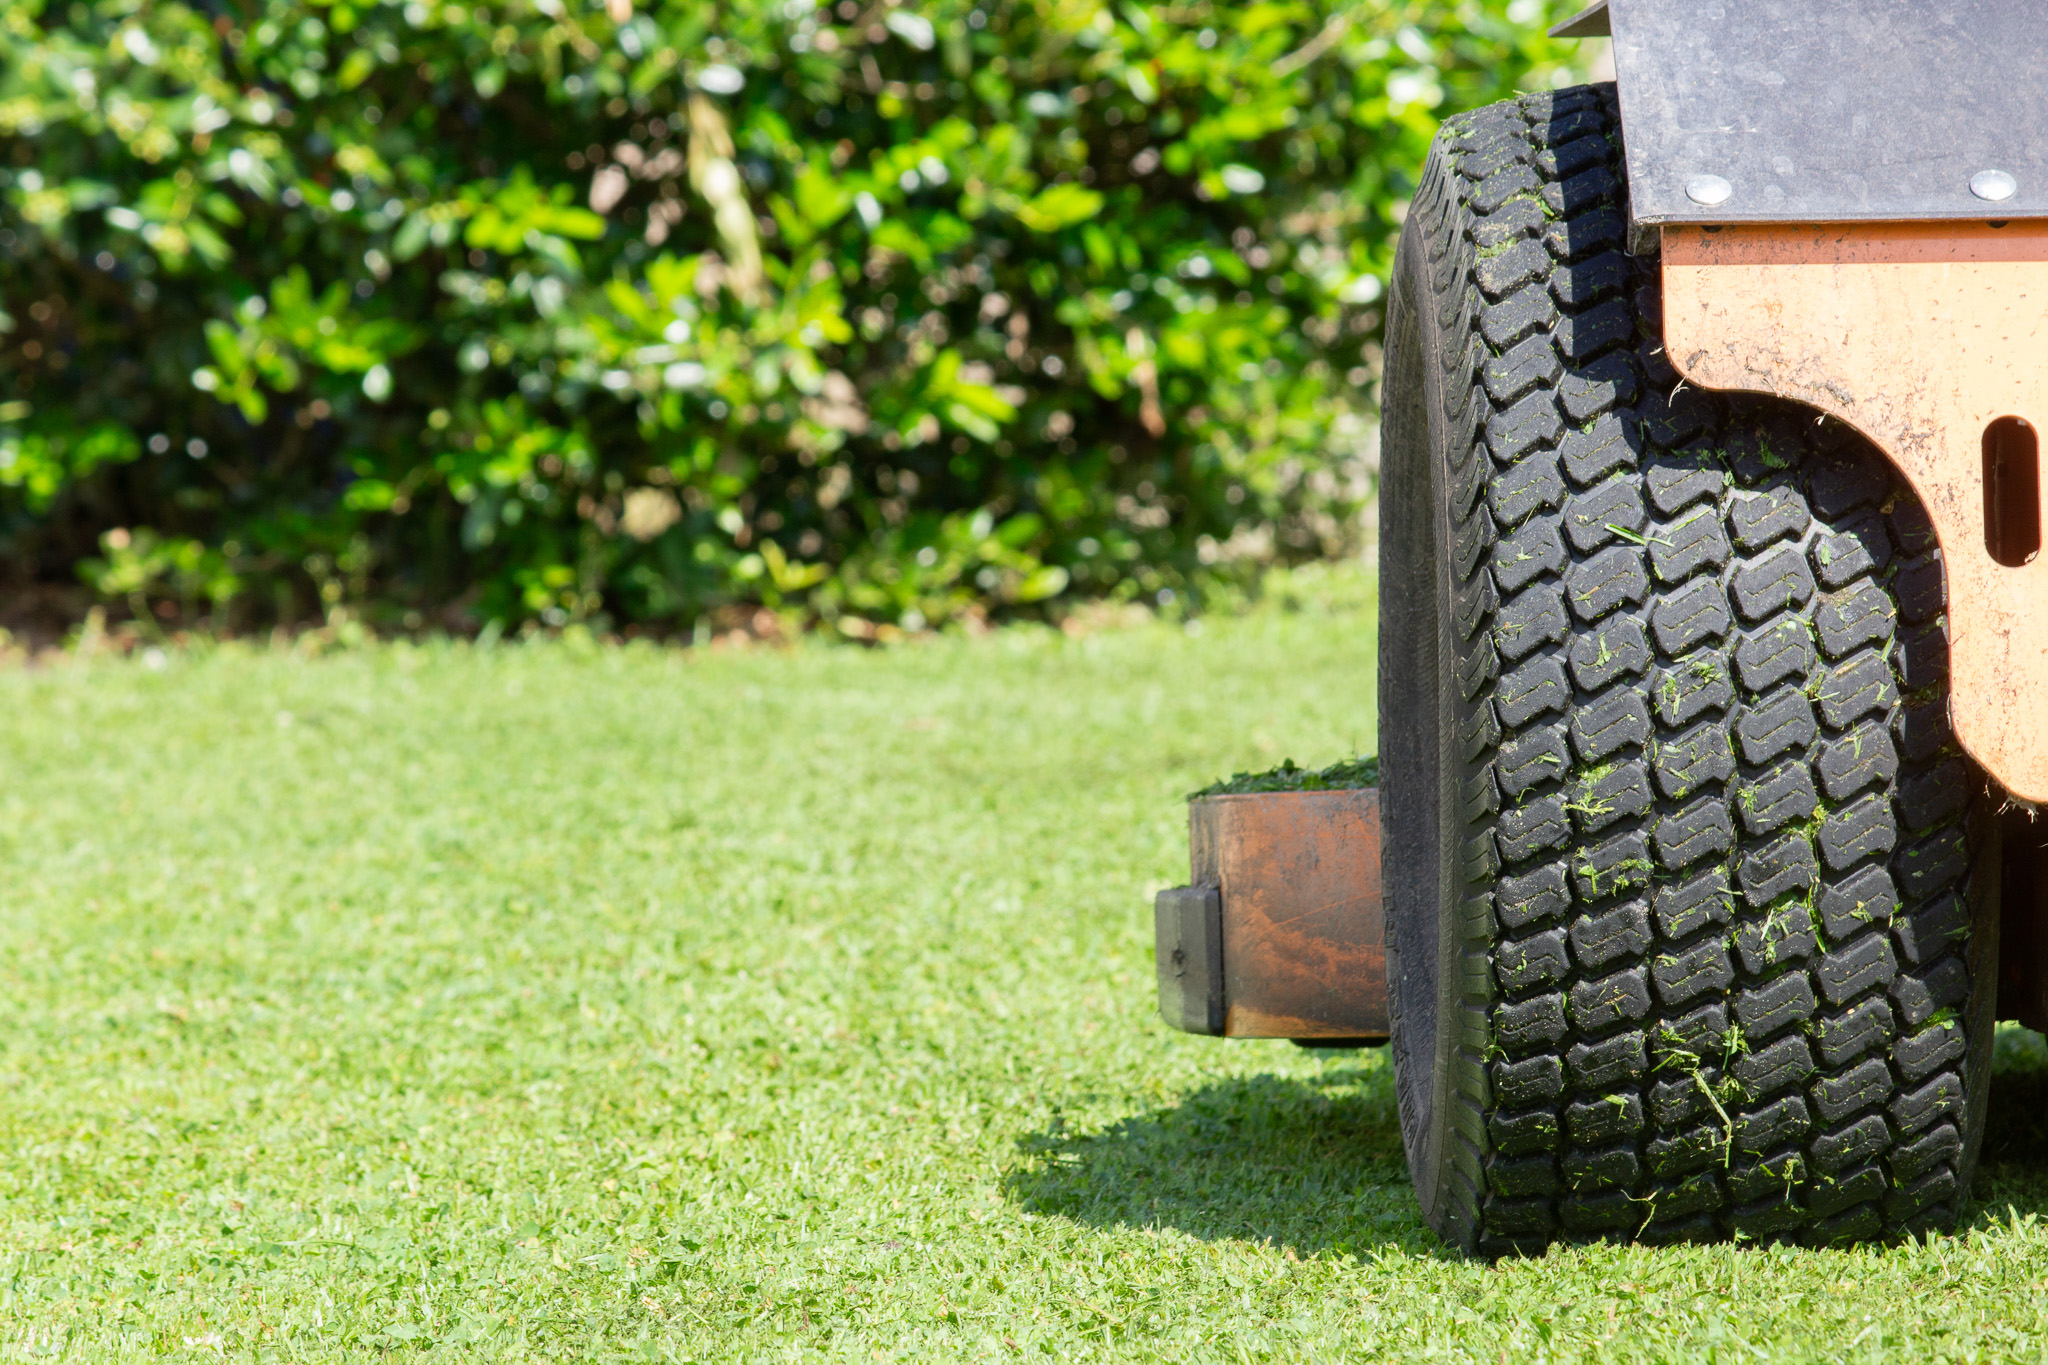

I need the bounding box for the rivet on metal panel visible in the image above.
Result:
[1685,175,1732,207]
[1971,170,2019,202]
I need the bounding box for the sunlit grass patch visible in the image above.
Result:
[0,562,2046,1361]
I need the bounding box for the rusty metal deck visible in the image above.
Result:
[1155,788,1387,1042]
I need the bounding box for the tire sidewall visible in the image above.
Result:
[1379,205,1467,1239]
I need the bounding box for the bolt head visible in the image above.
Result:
[1685,174,1733,208]
[1972,169,2019,202]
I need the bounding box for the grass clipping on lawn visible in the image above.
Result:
[1,562,2047,1362]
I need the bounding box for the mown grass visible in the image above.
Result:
[3,562,2048,1362]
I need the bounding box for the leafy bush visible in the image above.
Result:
[0,0,1583,636]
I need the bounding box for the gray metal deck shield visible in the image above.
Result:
[1552,0,2048,227]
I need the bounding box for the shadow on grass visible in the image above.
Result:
[1013,1029,2048,1253]
[1974,1025,2048,1218]
[1002,1056,1442,1258]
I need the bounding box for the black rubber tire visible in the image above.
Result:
[1377,84,1998,1255]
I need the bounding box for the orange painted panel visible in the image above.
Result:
[1664,221,2048,802]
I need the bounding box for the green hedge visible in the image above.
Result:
[0,0,1581,636]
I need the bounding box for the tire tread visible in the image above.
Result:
[1384,85,1990,1253]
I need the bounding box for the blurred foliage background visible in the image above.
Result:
[0,0,1586,640]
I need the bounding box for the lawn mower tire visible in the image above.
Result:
[1377,84,1997,1255]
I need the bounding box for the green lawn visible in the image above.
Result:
[4,563,2048,1361]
